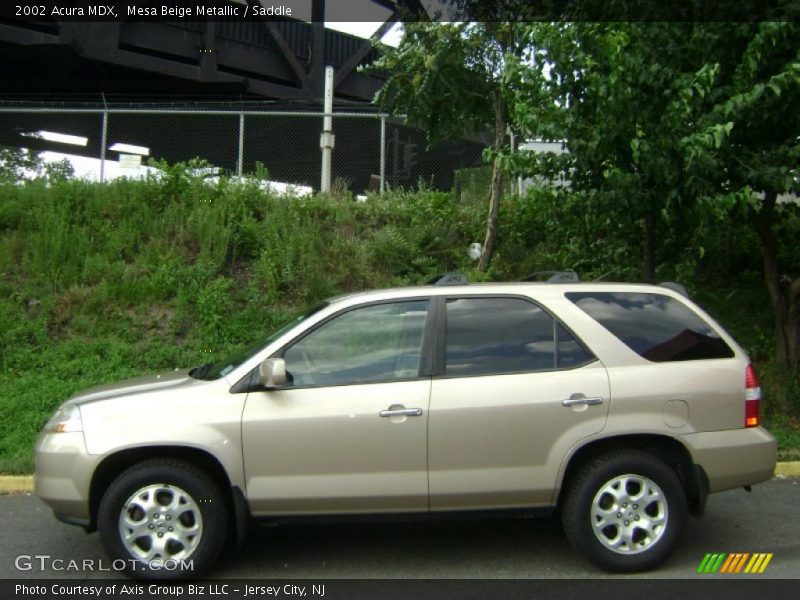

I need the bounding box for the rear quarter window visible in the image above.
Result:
[566,291,734,362]
[444,297,594,376]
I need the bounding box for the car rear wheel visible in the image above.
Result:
[97,459,228,579]
[561,450,687,572]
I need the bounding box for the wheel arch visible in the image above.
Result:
[88,445,249,543]
[556,434,708,516]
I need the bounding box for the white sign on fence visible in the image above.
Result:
[119,154,142,169]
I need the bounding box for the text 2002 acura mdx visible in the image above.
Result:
[36,279,777,579]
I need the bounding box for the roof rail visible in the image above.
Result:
[521,270,580,283]
[658,281,689,297]
[427,272,469,286]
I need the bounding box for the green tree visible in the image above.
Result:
[0,146,42,182]
[513,21,800,367]
[679,22,800,369]
[43,157,75,182]
[508,22,730,282]
[367,22,524,269]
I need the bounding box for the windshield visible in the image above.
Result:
[190,303,328,381]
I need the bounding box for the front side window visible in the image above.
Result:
[283,300,430,387]
[192,303,328,380]
[566,292,734,362]
[445,297,593,377]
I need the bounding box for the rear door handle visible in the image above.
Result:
[562,396,604,407]
[379,408,424,417]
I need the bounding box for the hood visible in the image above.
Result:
[69,369,195,405]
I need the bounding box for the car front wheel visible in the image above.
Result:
[561,450,688,572]
[97,459,228,579]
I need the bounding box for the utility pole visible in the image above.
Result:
[237,112,245,177]
[320,65,334,193]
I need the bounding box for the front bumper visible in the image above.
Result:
[34,431,99,527]
[681,427,777,493]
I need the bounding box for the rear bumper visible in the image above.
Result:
[681,427,777,493]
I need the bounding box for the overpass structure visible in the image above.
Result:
[0,0,485,190]
[0,0,425,101]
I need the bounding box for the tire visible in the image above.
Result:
[561,450,688,572]
[97,458,229,580]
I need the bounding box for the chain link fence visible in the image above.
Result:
[0,103,487,194]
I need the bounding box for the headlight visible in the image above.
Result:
[43,403,83,433]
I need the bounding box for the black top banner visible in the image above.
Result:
[1,0,799,23]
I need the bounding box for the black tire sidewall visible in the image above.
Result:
[562,452,688,573]
[97,461,228,580]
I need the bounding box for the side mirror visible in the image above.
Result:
[258,358,286,389]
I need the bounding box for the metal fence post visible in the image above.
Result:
[379,114,386,194]
[99,110,108,182]
[237,112,245,177]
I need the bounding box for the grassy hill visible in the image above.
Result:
[0,167,797,472]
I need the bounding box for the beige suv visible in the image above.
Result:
[35,279,777,578]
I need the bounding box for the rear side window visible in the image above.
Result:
[445,297,593,377]
[566,292,734,362]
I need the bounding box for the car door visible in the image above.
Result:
[428,296,611,511]
[242,298,433,515]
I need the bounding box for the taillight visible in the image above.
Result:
[745,363,761,428]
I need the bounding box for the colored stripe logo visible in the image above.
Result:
[697,553,773,574]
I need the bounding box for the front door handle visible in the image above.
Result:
[379,407,424,417]
[562,396,604,407]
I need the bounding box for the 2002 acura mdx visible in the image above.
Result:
[35,277,777,579]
